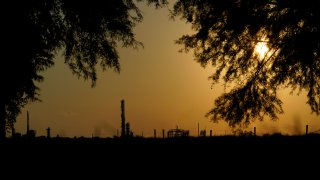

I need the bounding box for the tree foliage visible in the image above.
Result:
[172,0,320,127]
[1,0,167,137]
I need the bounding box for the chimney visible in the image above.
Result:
[306,125,309,135]
[210,130,212,137]
[254,127,256,136]
[154,129,156,138]
[121,100,126,138]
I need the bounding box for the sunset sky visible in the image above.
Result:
[15,2,320,138]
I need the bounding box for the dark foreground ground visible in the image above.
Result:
[2,135,320,176]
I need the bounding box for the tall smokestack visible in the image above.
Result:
[121,100,126,138]
[27,111,30,134]
[126,122,130,137]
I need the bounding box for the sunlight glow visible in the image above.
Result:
[255,41,269,60]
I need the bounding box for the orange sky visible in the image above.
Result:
[15,3,319,137]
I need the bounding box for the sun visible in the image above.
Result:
[255,41,269,59]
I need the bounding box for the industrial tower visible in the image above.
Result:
[121,100,126,138]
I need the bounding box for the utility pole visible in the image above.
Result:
[47,127,51,138]
[162,129,165,138]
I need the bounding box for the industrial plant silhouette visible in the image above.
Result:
[7,100,320,147]
[3,99,319,173]
[9,99,320,139]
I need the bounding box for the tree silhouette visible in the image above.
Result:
[172,0,320,127]
[0,0,167,139]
